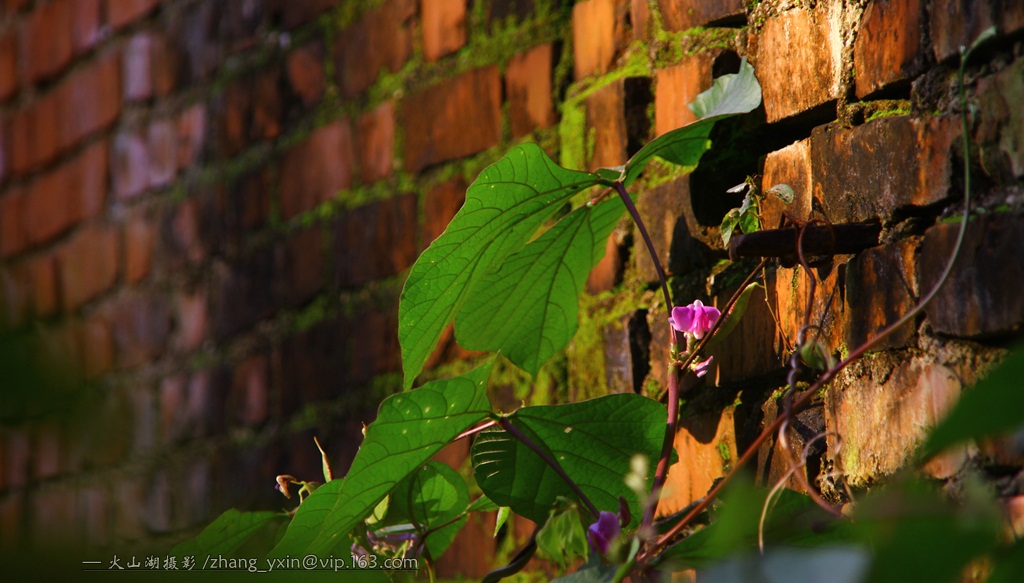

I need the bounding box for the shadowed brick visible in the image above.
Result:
[230,355,269,427]
[79,314,114,378]
[335,0,416,97]
[401,67,501,172]
[975,59,1024,182]
[657,0,744,31]
[334,195,417,288]
[174,290,207,352]
[854,0,926,98]
[279,120,355,218]
[26,253,58,316]
[283,227,325,307]
[506,43,556,138]
[0,188,26,258]
[286,42,325,108]
[845,238,920,350]
[422,0,466,62]
[930,0,1024,63]
[423,177,466,247]
[111,294,171,369]
[148,118,177,188]
[0,32,16,100]
[58,223,119,310]
[176,104,207,170]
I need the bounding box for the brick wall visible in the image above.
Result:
[1,0,1022,578]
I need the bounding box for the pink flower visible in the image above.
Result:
[587,511,620,555]
[693,356,714,378]
[669,300,721,339]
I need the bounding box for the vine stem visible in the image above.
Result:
[498,417,601,519]
[639,38,981,563]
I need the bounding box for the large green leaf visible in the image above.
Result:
[621,58,761,186]
[471,393,665,525]
[270,363,493,557]
[922,344,1024,458]
[456,197,626,375]
[387,461,470,558]
[172,510,289,559]
[399,145,606,387]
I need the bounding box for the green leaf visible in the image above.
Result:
[399,144,605,387]
[738,210,760,234]
[720,209,741,247]
[466,494,500,513]
[767,183,795,204]
[494,506,511,537]
[387,461,469,558]
[270,363,493,557]
[696,547,870,583]
[622,58,761,185]
[456,197,626,375]
[471,393,665,525]
[536,501,590,570]
[922,344,1024,458]
[172,510,289,558]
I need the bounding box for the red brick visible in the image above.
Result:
[919,212,1024,338]
[335,0,416,97]
[659,409,738,515]
[220,71,282,155]
[854,0,926,98]
[760,138,813,227]
[572,0,618,79]
[23,141,108,246]
[79,314,114,378]
[286,42,325,108]
[26,253,59,316]
[10,91,61,173]
[586,80,626,170]
[770,262,845,361]
[422,0,466,62]
[111,294,170,368]
[279,120,355,218]
[0,265,29,330]
[401,66,502,172]
[105,0,159,30]
[0,120,6,184]
[630,0,650,41]
[334,195,418,288]
[753,7,841,123]
[58,223,119,310]
[0,188,26,258]
[654,55,712,137]
[22,0,74,82]
[811,116,958,223]
[283,228,324,307]
[230,355,269,427]
[112,129,149,200]
[423,177,466,246]
[174,290,207,352]
[0,32,16,100]
[657,0,744,31]
[930,0,1024,63]
[147,118,176,188]
[124,213,155,283]
[356,101,395,183]
[176,104,206,170]
[58,49,122,151]
[151,33,179,97]
[71,0,101,54]
[506,43,557,138]
[123,33,154,101]
[709,281,782,383]
[845,238,919,350]
[585,233,623,294]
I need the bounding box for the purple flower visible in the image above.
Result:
[693,356,714,378]
[670,300,721,339]
[587,511,620,555]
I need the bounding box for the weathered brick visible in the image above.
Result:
[71,0,101,54]
[123,33,154,101]
[0,32,16,100]
[658,409,738,515]
[22,141,107,247]
[174,289,207,351]
[753,7,841,123]
[356,101,395,183]
[709,282,782,384]
[845,238,919,351]
[757,402,826,495]
[423,177,466,246]
[283,227,324,307]
[401,66,502,172]
[854,0,926,98]
[79,314,113,378]
[176,103,206,170]
[278,317,349,409]
[58,49,122,151]
[26,253,59,316]
[105,0,159,30]
[335,0,416,97]
[825,356,962,487]
[286,42,325,108]
[919,212,1024,338]
[220,70,283,155]
[635,179,710,282]
[334,194,418,288]
[812,116,959,223]
[230,355,269,427]
[630,0,650,41]
[22,0,74,82]
[422,0,466,62]
[975,59,1024,182]
[147,118,177,188]
[124,212,155,283]
[572,0,618,79]
[208,246,277,340]
[772,261,847,360]
[111,294,171,368]
[586,80,626,170]
[0,188,26,258]
[657,0,744,31]
[930,0,1024,63]
[111,129,149,200]
[506,43,556,138]
[58,223,119,310]
[761,138,813,227]
[585,233,623,294]
[654,55,712,137]
[279,120,355,218]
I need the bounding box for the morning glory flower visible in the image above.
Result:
[587,511,620,555]
[669,300,721,339]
